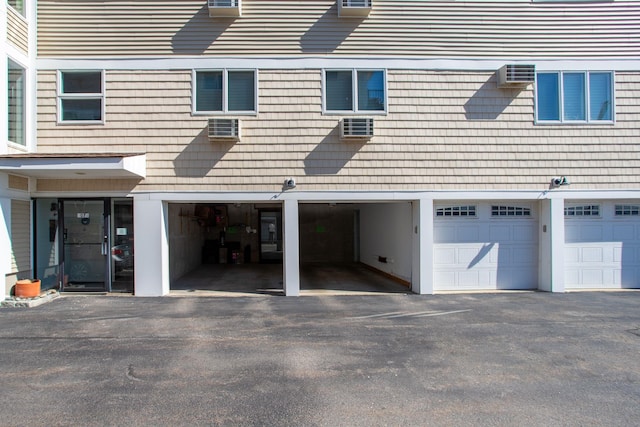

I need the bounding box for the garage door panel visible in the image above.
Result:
[583,269,605,286]
[499,268,536,289]
[580,225,603,241]
[434,203,538,291]
[565,247,580,263]
[512,247,536,264]
[457,226,480,242]
[434,247,456,265]
[434,271,455,286]
[459,245,497,267]
[489,225,510,240]
[515,225,537,241]
[613,224,634,240]
[582,247,604,263]
[565,201,640,289]
[434,225,457,243]
[458,270,481,288]
[622,268,639,287]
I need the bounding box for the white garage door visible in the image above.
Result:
[434,203,538,291]
[565,202,640,289]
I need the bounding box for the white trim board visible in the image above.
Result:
[36,57,640,72]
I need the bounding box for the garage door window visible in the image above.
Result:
[491,206,531,217]
[565,205,600,217]
[615,205,640,216]
[436,206,476,217]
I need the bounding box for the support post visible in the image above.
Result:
[412,198,434,294]
[282,198,300,296]
[133,197,169,296]
[539,198,565,293]
[0,196,10,301]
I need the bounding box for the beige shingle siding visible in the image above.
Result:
[36,69,640,192]
[10,200,31,274]
[37,0,640,58]
[7,6,28,53]
[8,174,29,191]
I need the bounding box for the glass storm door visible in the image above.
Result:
[259,210,283,263]
[61,199,109,291]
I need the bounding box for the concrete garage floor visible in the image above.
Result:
[171,263,411,296]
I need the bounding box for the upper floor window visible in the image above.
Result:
[324,69,386,113]
[8,59,25,146]
[536,71,613,124]
[194,70,257,114]
[7,0,24,15]
[58,71,104,123]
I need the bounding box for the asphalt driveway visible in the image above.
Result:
[1,292,639,426]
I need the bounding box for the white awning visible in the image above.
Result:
[0,153,146,179]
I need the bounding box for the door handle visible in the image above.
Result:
[102,236,108,256]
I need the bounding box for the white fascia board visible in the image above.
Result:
[138,189,640,204]
[142,190,547,203]
[542,190,640,200]
[36,57,640,72]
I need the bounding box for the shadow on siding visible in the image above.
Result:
[303,124,366,175]
[171,5,235,54]
[464,75,522,121]
[300,5,365,53]
[173,127,235,177]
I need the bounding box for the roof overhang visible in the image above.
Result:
[0,153,146,179]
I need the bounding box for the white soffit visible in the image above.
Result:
[0,153,146,179]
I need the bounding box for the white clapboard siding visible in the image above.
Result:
[37,0,640,58]
[7,6,28,53]
[36,69,640,193]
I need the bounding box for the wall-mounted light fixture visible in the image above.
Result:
[550,176,570,188]
[283,177,296,190]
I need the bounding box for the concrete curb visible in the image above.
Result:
[1,289,60,308]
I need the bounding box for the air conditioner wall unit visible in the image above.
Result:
[208,118,240,140]
[341,118,374,139]
[338,0,372,17]
[208,0,241,17]
[498,64,535,87]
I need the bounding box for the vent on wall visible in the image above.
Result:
[338,0,372,17]
[341,118,374,139]
[208,0,241,17]
[208,119,240,140]
[497,64,535,87]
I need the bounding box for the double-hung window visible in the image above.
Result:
[324,69,386,113]
[58,71,104,123]
[8,59,25,145]
[536,71,613,123]
[194,70,257,114]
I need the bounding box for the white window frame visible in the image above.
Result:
[7,0,26,17]
[57,70,105,125]
[192,69,258,116]
[7,58,26,146]
[322,69,387,115]
[490,205,532,218]
[435,205,477,218]
[564,204,601,218]
[535,70,615,125]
